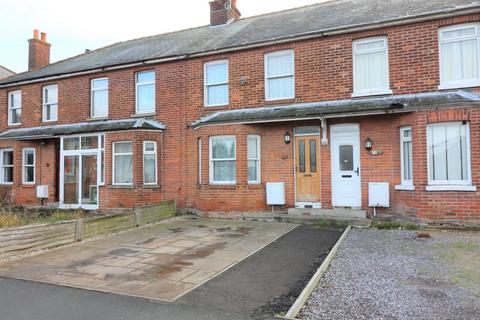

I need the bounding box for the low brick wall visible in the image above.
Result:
[0,200,176,260]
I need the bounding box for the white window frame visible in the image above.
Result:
[209,135,236,185]
[198,138,202,184]
[91,78,109,118]
[438,23,480,90]
[352,37,392,97]
[396,127,413,190]
[0,149,13,185]
[265,50,295,101]
[426,122,474,191]
[42,84,58,122]
[143,141,157,185]
[204,60,229,107]
[8,90,21,126]
[135,71,155,114]
[247,135,261,184]
[22,148,35,185]
[112,141,133,186]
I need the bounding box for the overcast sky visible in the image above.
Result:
[1,0,325,73]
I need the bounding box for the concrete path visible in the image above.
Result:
[0,217,294,302]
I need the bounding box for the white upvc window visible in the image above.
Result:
[399,127,413,187]
[209,136,236,184]
[265,50,295,101]
[352,37,391,97]
[247,135,261,184]
[143,141,157,185]
[439,23,480,89]
[112,141,133,185]
[204,60,229,106]
[135,71,155,114]
[100,135,105,185]
[0,149,13,184]
[426,122,474,191]
[8,90,21,125]
[22,148,35,184]
[198,138,202,184]
[43,84,58,122]
[91,78,108,118]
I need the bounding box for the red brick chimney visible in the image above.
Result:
[209,0,241,26]
[28,29,51,71]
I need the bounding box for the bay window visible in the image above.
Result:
[204,60,229,106]
[22,148,35,184]
[353,37,391,96]
[247,135,260,184]
[8,90,21,125]
[209,136,236,184]
[439,23,480,89]
[265,50,294,100]
[143,141,157,185]
[113,142,133,185]
[43,84,58,122]
[427,122,473,190]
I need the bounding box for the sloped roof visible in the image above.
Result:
[0,66,15,80]
[190,91,480,128]
[0,119,165,140]
[1,0,480,86]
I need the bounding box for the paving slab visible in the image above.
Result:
[0,216,295,302]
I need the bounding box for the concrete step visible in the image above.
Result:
[287,208,367,220]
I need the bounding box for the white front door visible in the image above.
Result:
[331,124,361,207]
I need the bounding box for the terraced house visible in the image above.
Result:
[0,0,480,224]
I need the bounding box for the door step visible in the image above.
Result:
[287,208,366,220]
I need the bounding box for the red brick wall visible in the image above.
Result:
[0,14,480,222]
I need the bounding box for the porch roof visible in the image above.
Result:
[0,118,166,140]
[190,91,480,129]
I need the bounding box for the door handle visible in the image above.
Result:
[354,167,360,176]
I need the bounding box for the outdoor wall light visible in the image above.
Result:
[284,132,292,144]
[364,137,373,151]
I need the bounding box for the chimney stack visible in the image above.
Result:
[209,0,241,27]
[28,29,51,71]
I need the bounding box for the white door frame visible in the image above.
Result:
[59,134,104,210]
[330,124,361,208]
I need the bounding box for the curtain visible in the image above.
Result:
[144,154,156,183]
[115,155,133,183]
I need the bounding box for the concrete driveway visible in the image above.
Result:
[0,216,295,302]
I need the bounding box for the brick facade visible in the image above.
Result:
[1,13,480,224]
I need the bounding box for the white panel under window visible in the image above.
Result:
[427,122,470,185]
[136,71,155,114]
[91,78,108,118]
[210,136,236,184]
[113,142,133,185]
[247,135,260,184]
[265,50,295,100]
[400,127,413,185]
[353,37,390,96]
[205,61,228,106]
[439,24,480,89]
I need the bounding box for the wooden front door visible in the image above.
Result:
[295,135,321,203]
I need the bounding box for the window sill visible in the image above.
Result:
[0,183,13,186]
[264,97,296,104]
[438,81,480,91]
[425,185,477,192]
[143,184,159,189]
[21,183,36,188]
[86,116,109,122]
[42,120,58,124]
[203,184,236,190]
[395,184,415,191]
[130,112,156,118]
[108,184,134,189]
[8,123,21,127]
[204,103,229,108]
[351,89,393,98]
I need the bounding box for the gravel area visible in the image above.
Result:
[300,229,480,320]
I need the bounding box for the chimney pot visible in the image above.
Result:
[209,0,241,27]
[33,29,40,40]
[40,32,47,42]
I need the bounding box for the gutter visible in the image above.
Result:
[1,6,480,88]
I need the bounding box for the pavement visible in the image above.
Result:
[0,218,343,319]
[0,217,295,302]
